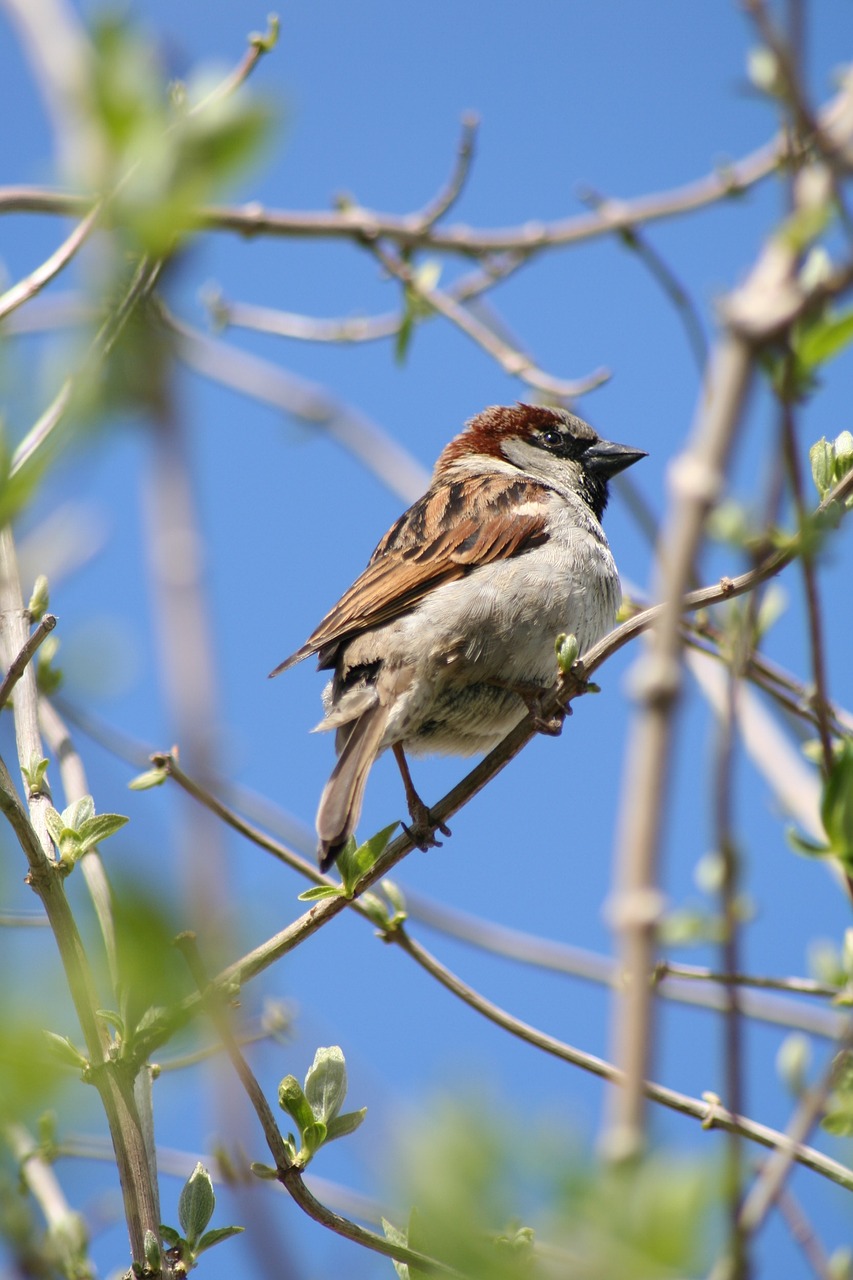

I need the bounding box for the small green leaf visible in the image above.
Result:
[159,1224,182,1248]
[381,879,407,916]
[128,767,169,791]
[22,754,50,792]
[325,1107,367,1143]
[277,1075,315,1134]
[358,892,390,927]
[248,14,280,53]
[820,740,853,861]
[27,575,50,622]
[178,1162,215,1246]
[43,1032,88,1070]
[786,826,830,857]
[304,1045,348,1124]
[799,307,853,371]
[44,807,66,847]
[250,1162,279,1180]
[300,1119,327,1160]
[776,1033,811,1094]
[61,796,95,832]
[555,632,579,673]
[338,822,399,895]
[297,885,342,902]
[77,812,129,853]
[810,437,835,498]
[382,1217,411,1280]
[195,1225,245,1255]
[96,1008,125,1037]
[143,1229,161,1272]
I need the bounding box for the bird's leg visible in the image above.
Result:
[486,679,566,736]
[392,743,451,850]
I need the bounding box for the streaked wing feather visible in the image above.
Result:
[271,474,549,674]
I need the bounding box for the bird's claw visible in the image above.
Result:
[401,798,451,851]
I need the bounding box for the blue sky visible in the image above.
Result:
[3,3,853,1276]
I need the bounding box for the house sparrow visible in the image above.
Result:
[272,403,645,870]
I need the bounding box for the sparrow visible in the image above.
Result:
[272,403,645,870]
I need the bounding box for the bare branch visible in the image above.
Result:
[371,240,609,399]
[0,203,100,323]
[0,612,56,713]
[388,928,853,1193]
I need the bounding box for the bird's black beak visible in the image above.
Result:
[584,439,648,478]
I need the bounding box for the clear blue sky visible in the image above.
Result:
[2,3,853,1276]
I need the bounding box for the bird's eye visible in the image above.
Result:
[540,430,563,449]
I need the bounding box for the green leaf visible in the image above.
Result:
[820,740,853,861]
[143,1229,161,1272]
[277,1075,315,1134]
[95,1008,125,1037]
[61,796,95,831]
[44,807,66,848]
[381,878,407,916]
[21,754,49,793]
[43,1032,88,1071]
[304,1045,348,1124]
[159,1224,182,1249]
[786,826,830,858]
[178,1162,215,1246]
[810,437,835,498]
[249,1162,279,1180]
[195,1225,245,1255]
[382,1217,411,1280]
[338,822,399,895]
[358,892,390,927]
[325,1107,367,1143]
[555,631,579,673]
[77,812,129,853]
[300,1119,327,1160]
[128,766,169,791]
[798,307,853,370]
[27,575,50,622]
[297,885,342,902]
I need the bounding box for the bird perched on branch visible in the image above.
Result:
[272,403,645,870]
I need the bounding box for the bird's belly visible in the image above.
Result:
[382,549,621,755]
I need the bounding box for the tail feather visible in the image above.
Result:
[317,702,390,871]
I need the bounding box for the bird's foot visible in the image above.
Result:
[491,680,567,736]
[401,794,452,852]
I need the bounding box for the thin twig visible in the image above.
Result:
[186,15,279,117]
[776,1186,836,1280]
[371,240,609,399]
[576,184,708,376]
[653,961,842,1000]
[414,112,479,228]
[176,931,462,1277]
[0,203,101,323]
[781,405,835,773]
[208,252,525,345]
[158,301,430,504]
[409,892,845,1039]
[39,696,120,990]
[386,927,853,1193]
[0,612,56,712]
[602,149,853,1159]
[175,932,291,1172]
[149,751,846,1039]
[738,1030,853,1236]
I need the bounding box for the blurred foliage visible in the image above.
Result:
[386,1103,712,1279]
[87,15,272,257]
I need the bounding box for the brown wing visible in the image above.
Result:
[270,473,550,676]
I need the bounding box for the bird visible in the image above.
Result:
[272,403,645,871]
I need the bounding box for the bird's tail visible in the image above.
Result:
[316,702,390,872]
